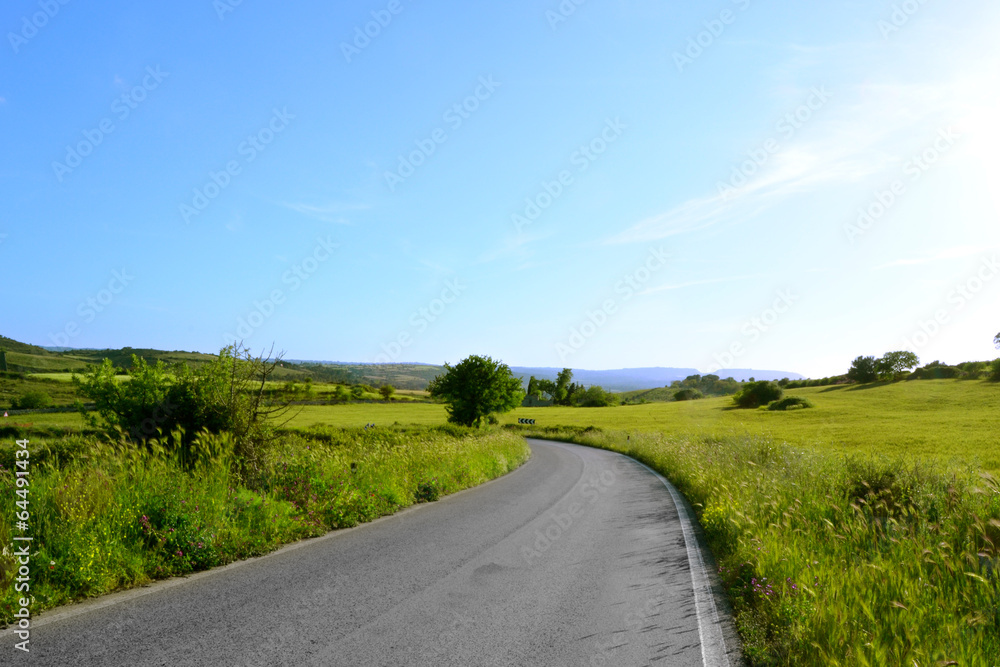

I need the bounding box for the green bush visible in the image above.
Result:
[674,388,703,401]
[767,396,813,411]
[733,381,783,409]
[956,361,988,378]
[575,385,617,407]
[990,359,1000,382]
[909,362,965,380]
[12,390,52,410]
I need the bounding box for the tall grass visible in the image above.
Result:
[0,425,528,623]
[521,426,1000,665]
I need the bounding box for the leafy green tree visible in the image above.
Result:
[526,376,541,400]
[427,355,524,427]
[379,384,395,401]
[534,378,556,400]
[847,356,878,383]
[876,351,919,380]
[553,368,574,405]
[0,348,7,372]
[350,385,365,399]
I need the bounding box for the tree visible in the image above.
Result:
[994,332,1000,349]
[553,368,573,405]
[847,356,878,383]
[876,351,919,380]
[427,355,524,427]
[535,378,556,400]
[379,384,395,401]
[526,376,541,400]
[0,348,7,372]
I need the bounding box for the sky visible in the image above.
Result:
[2,0,999,379]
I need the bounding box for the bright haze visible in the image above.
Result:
[2,1,998,378]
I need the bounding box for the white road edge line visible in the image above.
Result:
[627,456,731,667]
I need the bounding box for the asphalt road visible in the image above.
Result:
[3,439,742,666]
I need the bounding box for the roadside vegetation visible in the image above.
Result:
[0,345,529,625]
[0,424,527,625]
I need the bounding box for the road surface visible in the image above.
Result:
[3,439,742,666]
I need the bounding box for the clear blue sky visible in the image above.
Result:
[3,0,998,378]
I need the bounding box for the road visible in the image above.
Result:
[3,439,742,666]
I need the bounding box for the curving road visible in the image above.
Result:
[3,439,742,666]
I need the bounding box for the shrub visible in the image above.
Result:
[576,385,616,407]
[990,359,1000,382]
[12,390,52,410]
[415,478,441,502]
[767,396,813,411]
[957,361,988,378]
[674,388,703,401]
[908,363,965,380]
[733,381,783,409]
[74,345,290,480]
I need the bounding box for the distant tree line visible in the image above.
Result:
[668,374,742,401]
[525,369,617,407]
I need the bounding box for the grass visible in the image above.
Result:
[0,375,85,410]
[283,403,449,429]
[4,351,90,373]
[517,425,1000,665]
[504,380,1000,473]
[0,425,529,624]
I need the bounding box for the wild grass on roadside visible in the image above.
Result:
[0,425,528,623]
[519,425,1000,666]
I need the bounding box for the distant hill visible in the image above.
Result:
[509,367,804,393]
[2,336,804,392]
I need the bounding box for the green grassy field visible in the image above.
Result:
[283,403,449,429]
[503,380,1000,472]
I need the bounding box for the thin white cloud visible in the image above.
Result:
[606,41,1000,247]
[279,201,367,224]
[638,273,763,296]
[873,245,993,270]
